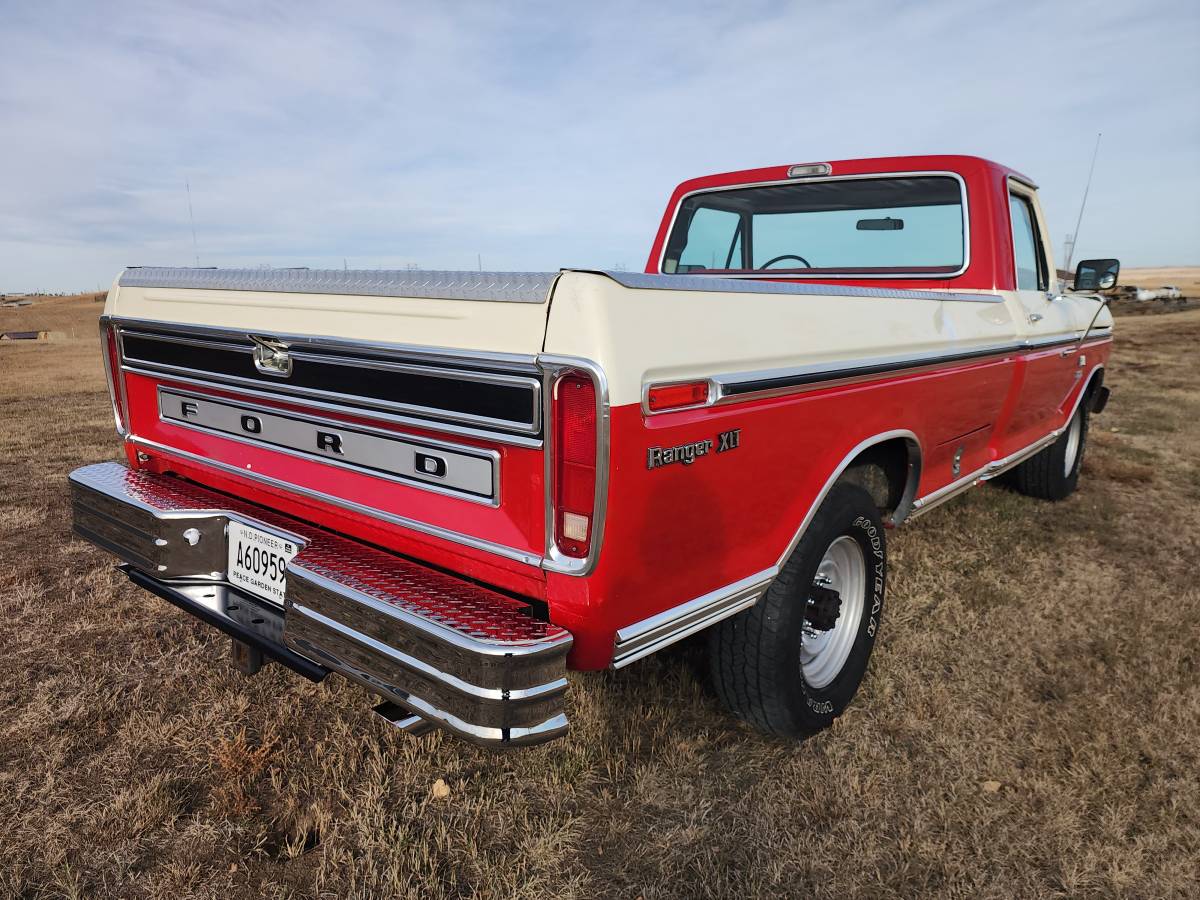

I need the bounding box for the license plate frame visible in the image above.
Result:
[226,520,299,607]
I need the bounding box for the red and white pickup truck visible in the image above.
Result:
[70,155,1118,746]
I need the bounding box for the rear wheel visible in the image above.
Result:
[1010,405,1089,501]
[709,482,886,737]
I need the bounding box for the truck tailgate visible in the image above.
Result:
[105,268,559,595]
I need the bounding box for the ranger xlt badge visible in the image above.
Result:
[647,429,741,469]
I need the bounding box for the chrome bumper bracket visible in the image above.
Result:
[123,566,329,681]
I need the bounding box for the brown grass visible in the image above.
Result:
[2,295,1198,898]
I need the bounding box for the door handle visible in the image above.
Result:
[1029,313,1044,323]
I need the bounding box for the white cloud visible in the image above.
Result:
[1,0,1197,291]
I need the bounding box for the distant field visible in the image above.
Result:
[1115,266,1200,294]
[2,293,1198,898]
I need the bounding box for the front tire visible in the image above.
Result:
[709,482,886,737]
[1010,405,1088,501]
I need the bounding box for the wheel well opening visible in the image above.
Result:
[840,437,920,524]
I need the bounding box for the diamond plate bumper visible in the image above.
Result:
[69,461,571,746]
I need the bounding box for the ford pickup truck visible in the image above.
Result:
[69,155,1118,746]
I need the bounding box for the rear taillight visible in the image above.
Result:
[100,320,128,435]
[552,373,597,558]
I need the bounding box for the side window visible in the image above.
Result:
[676,207,742,272]
[1008,193,1046,291]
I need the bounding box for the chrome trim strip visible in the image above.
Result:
[121,359,540,436]
[611,569,777,668]
[776,430,924,569]
[580,269,1002,304]
[908,433,1055,517]
[125,436,544,566]
[652,169,974,281]
[124,366,544,449]
[660,331,1113,410]
[119,343,542,437]
[121,328,250,354]
[108,316,542,372]
[289,349,541,393]
[1023,331,1086,349]
[712,342,1022,403]
[156,387,502,507]
[119,266,557,304]
[539,355,611,577]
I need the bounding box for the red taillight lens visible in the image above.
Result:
[101,321,127,435]
[647,380,710,412]
[553,373,597,558]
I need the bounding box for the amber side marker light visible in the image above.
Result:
[647,380,711,413]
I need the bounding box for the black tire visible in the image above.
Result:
[709,481,886,737]
[1009,405,1088,501]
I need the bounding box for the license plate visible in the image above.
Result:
[227,521,299,606]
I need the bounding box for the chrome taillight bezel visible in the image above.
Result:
[99,316,129,436]
[539,357,609,576]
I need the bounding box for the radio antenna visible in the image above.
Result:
[1064,133,1101,272]
[186,180,200,267]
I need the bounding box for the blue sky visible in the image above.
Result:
[1,0,1197,292]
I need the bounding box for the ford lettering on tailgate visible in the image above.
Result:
[157,388,498,503]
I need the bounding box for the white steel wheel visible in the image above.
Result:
[709,481,886,737]
[800,535,866,689]
[1063,411,1083,477]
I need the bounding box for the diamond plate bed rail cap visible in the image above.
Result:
[118,267,558,303]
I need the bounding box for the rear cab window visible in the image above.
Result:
[662,175,967,278]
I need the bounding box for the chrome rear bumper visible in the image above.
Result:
[69,461,572,747]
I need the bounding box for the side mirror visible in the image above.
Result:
[1074,258,1120,291]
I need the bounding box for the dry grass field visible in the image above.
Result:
[2,293,1198,898]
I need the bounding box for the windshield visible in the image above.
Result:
[662,175,965,277]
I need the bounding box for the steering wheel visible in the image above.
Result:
[758,254,811,270]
